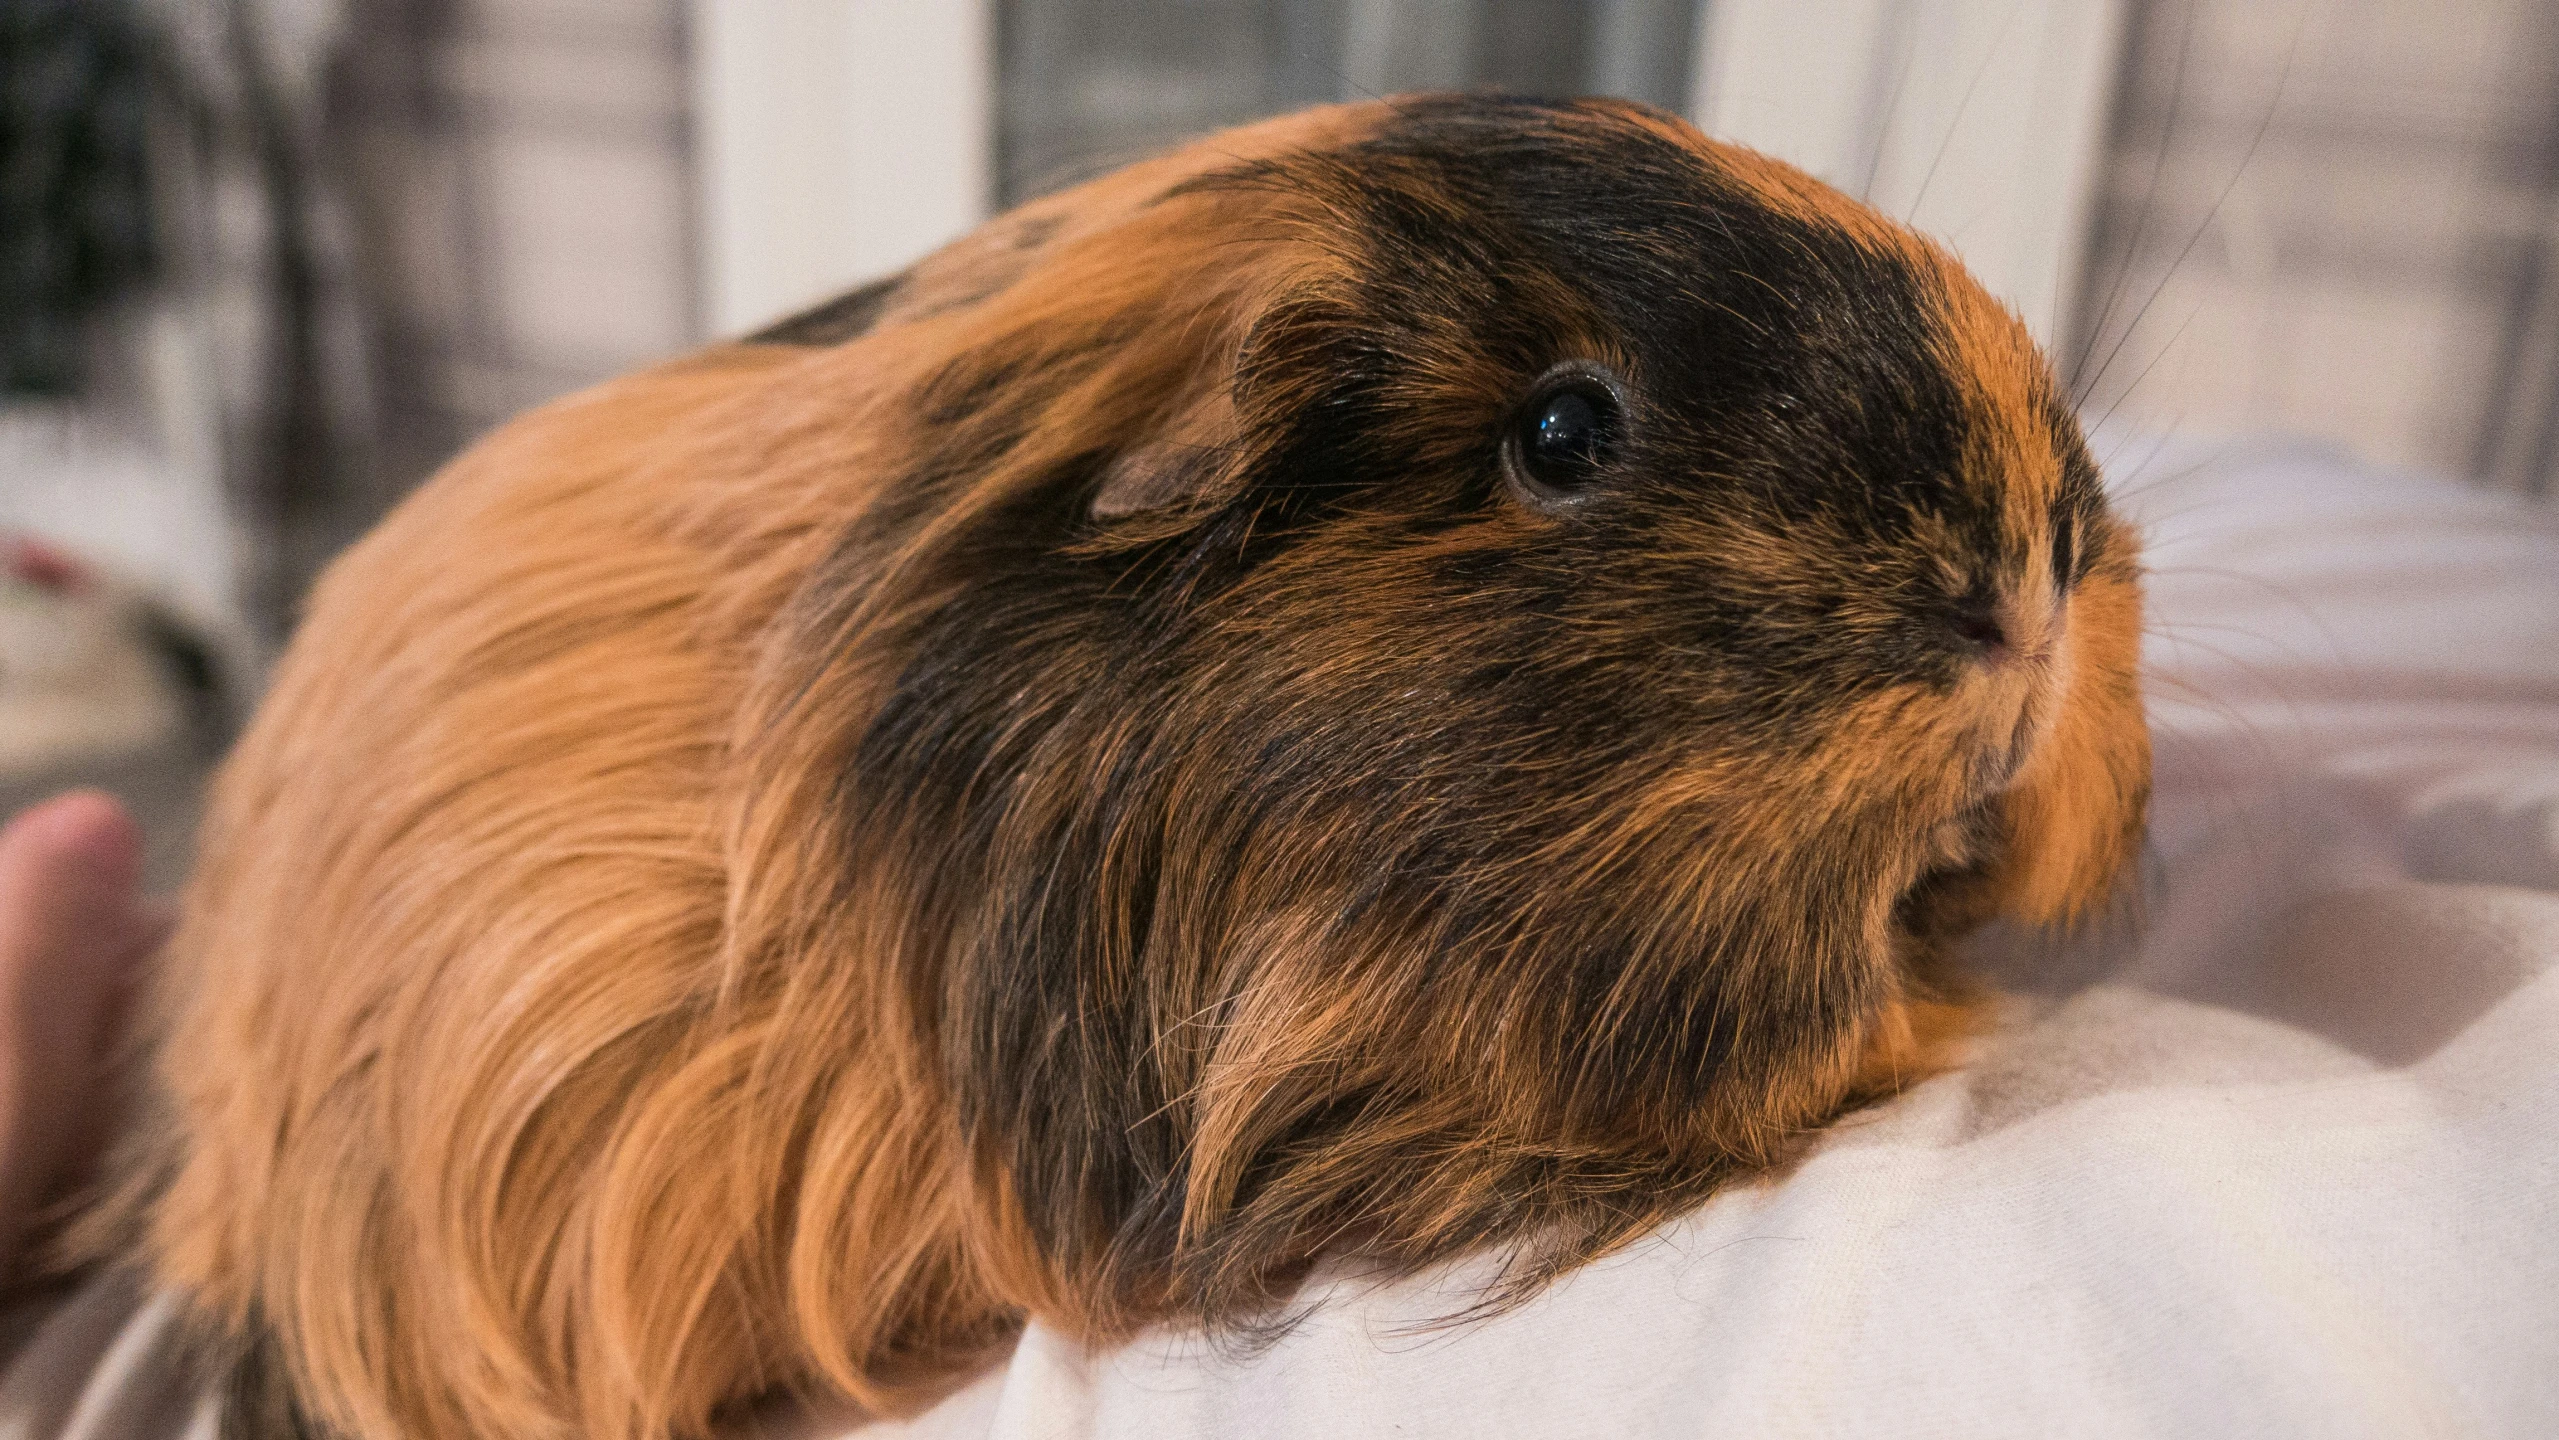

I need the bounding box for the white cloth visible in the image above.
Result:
[843,437,2559,1440]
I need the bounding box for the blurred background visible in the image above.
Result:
[2,0,2555,882]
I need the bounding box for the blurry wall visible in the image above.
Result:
[689,1,1707,345]
[1695,0,2124,347]
[2071,0,2559,495]
[329,0,700,499]
[361,0,2559,505]
[328,0,2559,508]
[689,1,990,335]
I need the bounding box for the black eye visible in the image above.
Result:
[2053,506,2082,587]
[1506,368,1624,503]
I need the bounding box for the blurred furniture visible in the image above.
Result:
[1,0,364,880]
[0,0,367,652]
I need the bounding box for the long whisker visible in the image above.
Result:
[2094,415,2187,482]
[2079,1,2316,409]
[1858,8,1922,204]
[2142,564,2352,661]
[2069,0,2204,396]
[2088,298,2203,435]
[1904,0,2033,225]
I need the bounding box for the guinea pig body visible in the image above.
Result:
[106,96,2148,1438]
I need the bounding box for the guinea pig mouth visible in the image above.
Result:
[1955,607,2070,799]
[1968,703,2043,796]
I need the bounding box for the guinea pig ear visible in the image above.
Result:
[1091,386,1244,520]
[1989,574,2151,926]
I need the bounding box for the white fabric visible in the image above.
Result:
[836,437,2559,1440]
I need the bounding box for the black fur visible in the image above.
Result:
[748,272,907,346]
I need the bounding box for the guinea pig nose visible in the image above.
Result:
[1948,594,2010,660]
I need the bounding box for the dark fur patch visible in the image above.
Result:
[747,272,909,346]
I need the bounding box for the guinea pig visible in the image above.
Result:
[96,94,2149,1439]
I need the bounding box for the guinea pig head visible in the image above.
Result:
[737,96,2149,1340]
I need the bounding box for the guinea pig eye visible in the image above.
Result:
[1505,365,1626,504]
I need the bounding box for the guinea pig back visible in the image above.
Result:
[104,95,2149,1438]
